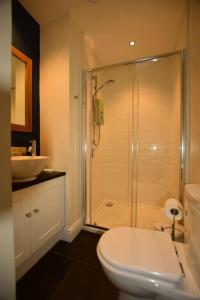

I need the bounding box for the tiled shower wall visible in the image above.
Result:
[91,65,132,215]
[103,66,132,203]
[91,55,181,219]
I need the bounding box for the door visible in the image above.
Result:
[132,55,181,229]
[12,189,32,267]
[31,178,65,253]
[86,64,135,228]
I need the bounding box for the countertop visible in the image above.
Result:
[12,171,66,192]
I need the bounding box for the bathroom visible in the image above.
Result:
[0,0,200,299]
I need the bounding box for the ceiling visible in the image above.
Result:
[19,0,188,66]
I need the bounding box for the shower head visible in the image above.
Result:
[93,79,115,98]
[104,79,115,86]
[96,79,115,92]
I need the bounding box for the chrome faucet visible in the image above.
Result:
[27,140,37,156]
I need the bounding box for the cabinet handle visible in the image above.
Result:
[25,212,32,218]
[33,208,39,214]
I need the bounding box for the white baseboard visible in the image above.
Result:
[61,217,83,243]
[83,225,105,235]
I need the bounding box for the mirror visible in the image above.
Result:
[11,47,32,132]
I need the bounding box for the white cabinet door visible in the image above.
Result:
[31,177,65,253]
[12,189,32,268]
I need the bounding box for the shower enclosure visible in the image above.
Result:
[83,51,184,230]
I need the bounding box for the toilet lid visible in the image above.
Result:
[98,227,183,284]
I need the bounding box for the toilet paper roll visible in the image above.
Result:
[164,198,183,221]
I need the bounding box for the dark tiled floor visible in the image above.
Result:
[17,230,118,300]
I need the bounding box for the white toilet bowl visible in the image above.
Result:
[97,227,200,300]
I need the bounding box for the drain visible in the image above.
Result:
[105,201,113,207]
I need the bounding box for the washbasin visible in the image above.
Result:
[11,156,49,182]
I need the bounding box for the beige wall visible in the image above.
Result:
[0,0,16,299]
[67,18,85,228]
[40,16,69,170]
[40,15,96,238]
[188,0,200,183]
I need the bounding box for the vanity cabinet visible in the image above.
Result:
[12,189,32,267]
[12,177,65,268]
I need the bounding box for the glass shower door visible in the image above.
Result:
[84,52,182,231]
[88,64,135,228]
[132,54,181,229]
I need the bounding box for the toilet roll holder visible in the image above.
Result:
[170,208,179,241]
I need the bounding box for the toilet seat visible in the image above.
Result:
[97,185,200,300]
[98,227,183,285]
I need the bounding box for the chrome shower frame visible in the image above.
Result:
[81,49,188,231]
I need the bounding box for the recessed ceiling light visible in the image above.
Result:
[129,41,135,46]
[152,58,158,62]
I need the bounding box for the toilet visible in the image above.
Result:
[97,184,200,300]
